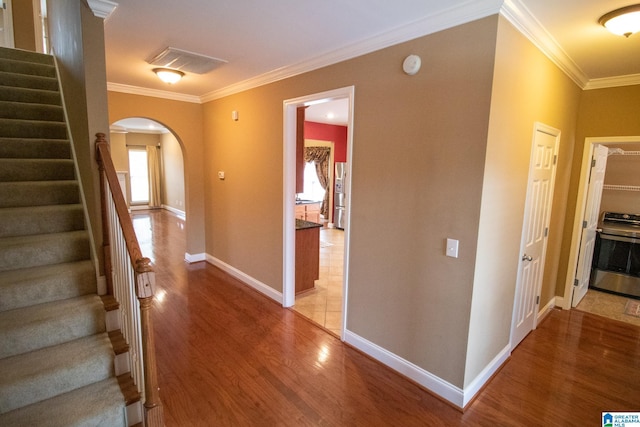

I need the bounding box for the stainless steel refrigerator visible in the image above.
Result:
[334,162,347,229]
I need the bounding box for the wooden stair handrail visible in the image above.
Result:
[95,132,165,426]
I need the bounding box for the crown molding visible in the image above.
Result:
[500,0,589,89]
[200,0,503,102]
[87,0,118,20]
[584,73,640,90]
[107,82,202,104]
[108,0,638,104]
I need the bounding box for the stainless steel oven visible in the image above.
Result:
[590,212,640,299]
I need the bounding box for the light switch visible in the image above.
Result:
[446,238,459,258]
[218,171,225,180]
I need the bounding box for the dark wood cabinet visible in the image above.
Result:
[295,220,321,294]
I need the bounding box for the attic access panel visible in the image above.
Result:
[147,47,227,74]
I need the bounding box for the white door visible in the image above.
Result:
[571,144,608,307]
[511,124,560,349]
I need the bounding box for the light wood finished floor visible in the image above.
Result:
[132,209,640,426]
[294,227,344,335]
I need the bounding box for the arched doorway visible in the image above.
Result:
[109,117,186,217]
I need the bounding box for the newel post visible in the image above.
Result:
[95,133,114,295]
[135,257,165,426]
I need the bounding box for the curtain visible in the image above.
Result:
[147,145,162,208]
[304,147,331,218]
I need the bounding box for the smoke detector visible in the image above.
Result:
[147,47,227,74]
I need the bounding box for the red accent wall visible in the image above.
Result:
[304,121,347,162]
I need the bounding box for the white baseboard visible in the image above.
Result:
[185,252,206,263]
[162,204,185,218]
[205,254,283,304]
[462,344,510,407]
[96,274,107,295]
[126,400,143,426]
[344,329,510,409]
[343,329,465,408]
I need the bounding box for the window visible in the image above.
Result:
[128,149,149,204]
[299,161,325,202]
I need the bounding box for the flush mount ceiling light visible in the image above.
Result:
[153,68,184,84]
[599,4,640,37]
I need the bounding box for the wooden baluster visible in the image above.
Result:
[95,133,165,426]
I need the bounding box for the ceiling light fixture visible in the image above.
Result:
[153,68,184,84]
[599,4,640,37]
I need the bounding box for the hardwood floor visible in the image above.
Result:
[132,209,640,426]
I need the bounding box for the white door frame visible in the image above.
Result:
[510,122,560,348]
[282,86,354,336]
[562,136,640,308]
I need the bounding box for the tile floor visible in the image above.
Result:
[576,288,640,327]
[293,227,344,336]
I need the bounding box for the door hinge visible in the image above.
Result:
[536,295,540,305]
[544,227,549,237]
[574,278,579,287]
[554,155,557,165]
[591,158,596,167]
[2,2,6,10]
[582,220,588,229]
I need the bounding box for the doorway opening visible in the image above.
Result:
[128,148,149,205]
[564,136,640,326]
[282,86,354,339]
[109,117,186,218]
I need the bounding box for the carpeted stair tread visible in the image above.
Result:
[0,118,67,139]
[0,230,90,272]
[0,204,85,238]
[0,71,58,92]
[0,60,55,81]
[0,58,56,78]
[0,377,126,427]
[0,100,64,122]
[0,47,130,425]
[0,180,80,207]
[0,158,74,181]
[0,85,61,105]
[0,260,96,312]
[0,137,70,159]
[0,333,115,413]
[0,47,54,65]
[0,294,106,359]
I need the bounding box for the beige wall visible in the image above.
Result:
[47,0,110,271]
[557,85,640,296]
[107,92,205,256]
[101,8,640,396]
[161,132,185,212]
[465,16,581,387]
[203,16,499,388]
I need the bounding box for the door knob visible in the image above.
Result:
[522,254,533,262]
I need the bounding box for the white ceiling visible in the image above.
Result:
[103,0,640,109]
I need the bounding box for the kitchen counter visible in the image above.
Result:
[295,219,321,294]
[296,218,322,230]
[295,199,321,205]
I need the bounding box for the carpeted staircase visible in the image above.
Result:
[0,47,136,426]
